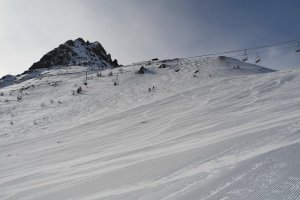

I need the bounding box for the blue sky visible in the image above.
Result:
[0,0,299,77]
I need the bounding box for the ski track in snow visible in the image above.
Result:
[0,57,300,199]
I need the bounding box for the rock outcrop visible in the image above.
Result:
[29,38,119,70]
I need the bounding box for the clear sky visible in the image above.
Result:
[0,0,300,77]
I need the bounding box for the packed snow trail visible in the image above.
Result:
[0,57,299,199]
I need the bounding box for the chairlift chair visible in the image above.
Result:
[296,42,300,52]
[255,54,261,63]
[242,50,248,62]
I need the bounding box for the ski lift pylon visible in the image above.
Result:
[296,42,300,52]
[242,49,248,62]
[255,54,261,63]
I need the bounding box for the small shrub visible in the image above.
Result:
[41,102,46,107]
[113,73,119,86]
[50,99,54,104]
[113,80,118,86]
[108,71,113,76]
[10,121,13,125]
[77,86,82,94]
[17,95,22,101]
[57,100,62,104]
[0,92,4,96]
[4,99,9,102]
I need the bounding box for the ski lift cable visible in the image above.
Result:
[232,44,298,57]
[183,44,298,66]
[185,44,298,60]
[245,39,300,51]
[181,38,300,59]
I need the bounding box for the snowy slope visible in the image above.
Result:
[0,56,274,145]
[0,57,300,200]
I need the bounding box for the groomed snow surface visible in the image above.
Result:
[0,57,299,199]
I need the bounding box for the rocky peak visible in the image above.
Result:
[29,38,119,71]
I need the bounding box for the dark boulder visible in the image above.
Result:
[158,64,167,68]
[138,66,146,74]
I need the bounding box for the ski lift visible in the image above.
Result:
[255,54,261,63]
[242,50,248,62]
[296,42,300,52]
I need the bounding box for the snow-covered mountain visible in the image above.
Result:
[0,38,119,88]
[29,38,119,70]
[1,46,300,200]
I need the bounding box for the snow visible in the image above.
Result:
[71,39,110,68]
[0,56,299,199]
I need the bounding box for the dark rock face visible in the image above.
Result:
[30,44,72,70]
[0,75,16,81]
[112,59,119,68]
[0,75,16,88]
[138,66,146,74]
[29,38,119,71]
[158,64,167,68]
